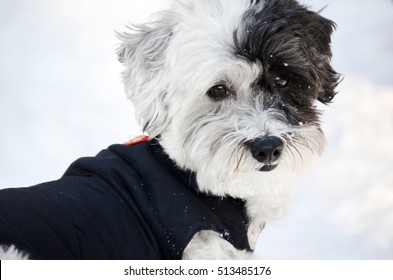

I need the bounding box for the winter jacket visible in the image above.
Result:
[0,139,251,259]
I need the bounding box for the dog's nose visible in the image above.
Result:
[247,136,284,164]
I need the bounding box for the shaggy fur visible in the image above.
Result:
[0,245,29,260]
[1,0,339,260]
[117,0,339,259]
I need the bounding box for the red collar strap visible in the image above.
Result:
[124,135,150,146]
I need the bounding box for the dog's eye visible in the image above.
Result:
[273,74,290,88]
[207,84,229,100]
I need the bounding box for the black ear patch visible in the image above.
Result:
[308,13,336,56]
[317,63,342,104]
[285,6,342,104]
[307,13,342,104]
[237,0,341,104]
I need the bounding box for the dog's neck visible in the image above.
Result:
[148,139,254,251]
[153,137,291,250]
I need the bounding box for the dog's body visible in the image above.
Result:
[0,0,339,259]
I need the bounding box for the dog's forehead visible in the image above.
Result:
[170,0,324,65]
[171,0,251,44]
[166,0,261,88]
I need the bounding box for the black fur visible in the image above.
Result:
[235,0,340,125]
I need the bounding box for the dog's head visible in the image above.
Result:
[118,0,340,198]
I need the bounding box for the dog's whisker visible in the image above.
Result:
[235,146,248,172]
[228,146,238,168]
[285,144,297,167]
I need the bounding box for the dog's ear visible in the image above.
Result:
[116,15,176,136]
[308,13,341,104]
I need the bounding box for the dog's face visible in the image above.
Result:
[118,0,340,199]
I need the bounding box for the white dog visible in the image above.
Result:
[0,0,339,260]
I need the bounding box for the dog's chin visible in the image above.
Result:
[258,164,278,172]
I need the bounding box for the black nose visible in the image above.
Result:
[247,136,284,164]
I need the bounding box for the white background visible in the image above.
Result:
[0,0,392,259]
[2,260,393,280]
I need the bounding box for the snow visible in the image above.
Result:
[257,0,393,259]
[1,0,392,259]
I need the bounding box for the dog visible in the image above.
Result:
[0,0,339,260]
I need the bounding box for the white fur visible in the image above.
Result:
[183,230,255,260]
[117,0,327,259]
[0,245,29,260]
[1,0,329,260]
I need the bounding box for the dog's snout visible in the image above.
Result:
[247,136,284,164]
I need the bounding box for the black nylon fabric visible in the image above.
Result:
[0,140,251,259]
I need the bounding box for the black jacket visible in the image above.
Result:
[0,139,251,259]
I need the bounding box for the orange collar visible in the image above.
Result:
[124,135,150,146]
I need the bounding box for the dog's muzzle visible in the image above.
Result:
[246,136,284,172]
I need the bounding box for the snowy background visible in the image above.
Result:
[1,0,392,259]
